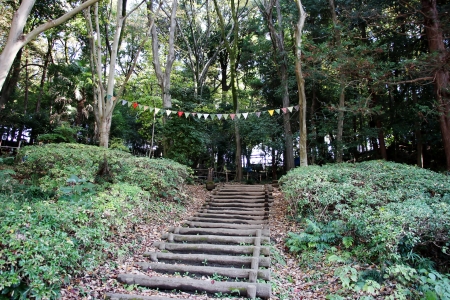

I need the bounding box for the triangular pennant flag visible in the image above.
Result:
[138,104,143,109]
[294,105,299,111]
[204,114,209,119]
[236,113,241,119]
[197,113,202,119]
[268,110,274,116]
[191,112,197,117]
[166,110,172,116]
[122,100,127,106]
[107,95,112,100]
[177,111,184,117]
[132,102,138,109]
[243,113,248,119]
[111,96,116,101]
[144,106,149,111]
[223,114,229,120]
[185,112,190,118]
[155,108,160,114]
[256,112,261,117]
[230,114,236,120]
[281,107,287,114]
[149,107,154,112]
[128,102,132,107]
[217,114,222,120]
[211,114,216,120]
[275,109,280,114]
[288,106,294,112]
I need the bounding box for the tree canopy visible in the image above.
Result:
[0,0,449,172]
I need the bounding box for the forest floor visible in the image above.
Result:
[59,184,339,300]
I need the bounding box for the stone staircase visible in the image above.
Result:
[106,184,273,299]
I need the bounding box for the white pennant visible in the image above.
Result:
[243,113,248,119]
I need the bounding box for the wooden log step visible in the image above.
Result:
[137,262,271,281]
[163,234,270,245]
[117,274,271,299]
[200,209,267,216]
[212,196,266,200]
[184,221,267,230]
[187,217,268,225]
[165,227,270,237]
[106,294,175,300]
[193,212,266,220]
[217,192,265,196]
[203,206,265,212]
[152,242,270,256]
[208,197,274,203]
[143,252,270,267]
[206,201,268,207]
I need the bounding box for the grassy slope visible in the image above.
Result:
[0,144,192,299]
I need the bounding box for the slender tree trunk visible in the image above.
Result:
[294,0,308,167]
[37,38,52,113]
[310,85,317,165]
[422,0,450,170]
[372,95,387,160]
[24,57,29,114]
[336,89,345,162]
[412,87,423,167]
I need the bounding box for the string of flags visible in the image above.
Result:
[116,97,300,120]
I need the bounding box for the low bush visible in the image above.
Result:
[0,143,192,299]
[280,161,450,298]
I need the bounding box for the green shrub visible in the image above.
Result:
[0,144,192,299]
[280,161,450,298]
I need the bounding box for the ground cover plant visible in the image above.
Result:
[0,144,192,299]
[280,161,450,299]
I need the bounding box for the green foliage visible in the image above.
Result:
[0,144,191,298]
[285,219,347,252]
[281,161,450,298]
[37,123,81,144]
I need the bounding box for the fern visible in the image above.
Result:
[286,219,348,253]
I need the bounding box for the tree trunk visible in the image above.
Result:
[336,88,345,162]
[0,48,23,110]
[294,0,308,167]
[36,39,52,113]
[421,0,450,170]
[149,0,178,109]
[412,86,423,167]
[262,0,294,171]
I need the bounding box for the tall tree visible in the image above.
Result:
[260,0,295,171]
[148,0,178,109]
[0,0,101,91]
[213,0,248,180]
[85,0,151,147]
[421,0,450,170]
[294,0,307,166]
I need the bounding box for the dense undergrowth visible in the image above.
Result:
[0,144,192,299]
[280,161,450,299]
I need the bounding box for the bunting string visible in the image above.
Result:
[114,95,300,120]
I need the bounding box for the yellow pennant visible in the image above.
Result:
[268,110,274,116]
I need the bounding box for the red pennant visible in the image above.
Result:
[177,111,184,117]
[230,114,235,120]
[282,107,287,114]
[132,102,138,109]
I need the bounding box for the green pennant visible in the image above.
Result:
[275,109,280,114]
